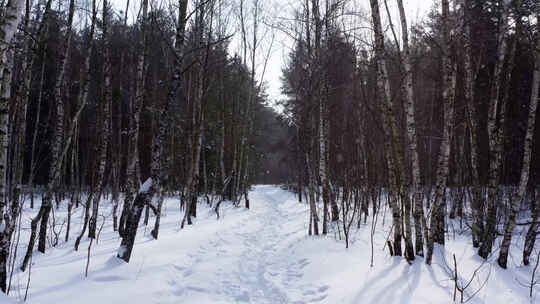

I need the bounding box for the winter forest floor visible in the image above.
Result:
[2,185,539,303]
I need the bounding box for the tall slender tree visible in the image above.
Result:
[0,0,26,292]
[478,0,512,259]
[21,0,76,270]
[119,0,149,237]
[426,0,455,265]
[369,0,403,257]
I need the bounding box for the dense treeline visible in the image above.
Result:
[0,0,284,292]
[281,0,540,267]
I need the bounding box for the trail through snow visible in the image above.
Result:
[157,185,328,303]
[159,185,315,303]
[5,185,538,303]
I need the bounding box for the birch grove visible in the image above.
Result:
[0,0,539,299]
[281,0,540,271]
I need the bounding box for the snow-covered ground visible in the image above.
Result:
[4,185,539,303]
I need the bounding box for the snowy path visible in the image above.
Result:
[6,185,537,304]
[158,185,327,304]
[12,185,328,304]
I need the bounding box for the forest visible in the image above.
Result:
[0,0,539,303]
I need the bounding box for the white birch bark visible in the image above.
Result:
[523,187,540,266]
[479,1,511,259]
[152,0,188,239]
[182,1,206,227]
[11,0,35,210]
[369,0,402,256]
[88,0,111,239]
[498,12,539,268]
[119,0,149,237]
[119,0,190,262]
[303,0,319,236]
[0,0,24,287]
[73,0,98,251]
[462,0,483,248]
[19,0,75,267]
[396,0,420,259]
[306,150,319,235]
[426,0,455,265]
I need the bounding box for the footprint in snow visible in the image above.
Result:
[318,285,328,292]
[186,286,208,293]
[92,275,127,282]
[287,272,303,279]
[304,286,329,303]
[311,294,328,302]
[297,258,309,268]
[171,288,185,296]
[302,290,316,296]
[234,291,250,302]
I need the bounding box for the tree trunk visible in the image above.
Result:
[119,0,149,237]
[25,2,54,210]
[184,84,204,226]
[72,0,97,248]
[88,0,111,239]
[0,0,25,292]
[461,0,483,248]
[118,179,155,262]
[35,0,75,254]
[28,53,46,210]
[21,0,75,269]
[426,0,455,265]
[369,0,403,257]
[478,2,511,259]
[523,187,540,266]
[306,151,319,235]
[397,0,419,260]
[152,0,188,238]
[183,1,207,228]
[498,16,539,268]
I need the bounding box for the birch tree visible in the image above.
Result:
[478,0,512,259]
[119,0,189,262]
[503,9,540,268]
[151,0,189,239]
[67,0,97,242]
[523,187,540,266]
[396,0,421,259]
[369,0,403,257]
[182,0,208,228]
[73,0,98,251]
[426,0,455,265]
[498,27,538,267]
[119,0,149,237]
[462,0,483,249]
[88,0,111,240]
[21,0,76,270]
[0,0,25,293]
